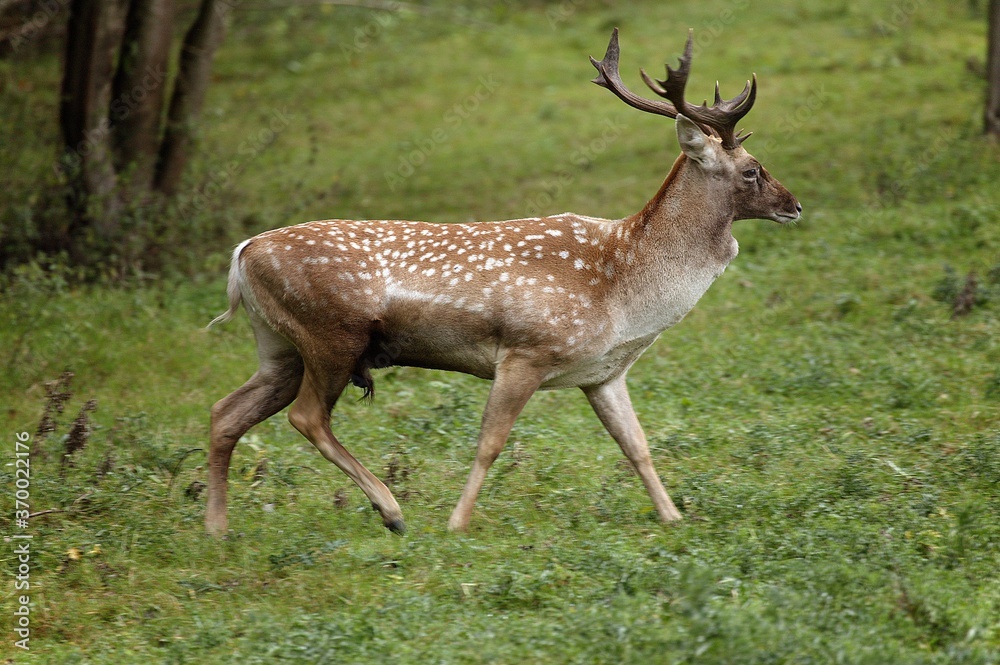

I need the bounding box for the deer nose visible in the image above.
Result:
[795,201,803,214]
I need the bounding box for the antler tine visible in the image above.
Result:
[701,75,756,147]
[639,29,693,106]
[640,29,694,94]
[590,27,680,119]
[640,30,758,150]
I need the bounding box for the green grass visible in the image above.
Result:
[2,0,1000,662]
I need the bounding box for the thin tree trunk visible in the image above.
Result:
[988,0,1000,135]
[58,0,127,251]
[110,0,174,186]
[154,0,227,195]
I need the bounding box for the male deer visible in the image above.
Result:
[205,29,801,536]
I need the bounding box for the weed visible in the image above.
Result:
[35,370,75,446]
[61,398,97,471]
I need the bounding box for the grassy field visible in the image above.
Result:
[2,0,1000,662]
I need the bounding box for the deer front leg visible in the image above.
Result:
[447,359,546,532]
[583,375,682,522]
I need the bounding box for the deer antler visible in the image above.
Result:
[591,28,756,150]
[590,28,681,119]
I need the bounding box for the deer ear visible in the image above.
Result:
[676,114,716,167]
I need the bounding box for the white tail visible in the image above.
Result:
[205,29,801,536]
[207,239,251,328]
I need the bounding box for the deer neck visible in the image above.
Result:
[631,153,737,256]
[604,154,739,339]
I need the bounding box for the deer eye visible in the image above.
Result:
[742,168,758,180]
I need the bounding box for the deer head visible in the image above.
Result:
[590,28,801,224]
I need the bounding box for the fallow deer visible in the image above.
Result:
[205,28,801,536]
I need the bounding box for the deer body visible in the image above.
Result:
[206,29,800,536]
[234,158,730,388]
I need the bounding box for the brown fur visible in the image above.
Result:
[204,45,801,538]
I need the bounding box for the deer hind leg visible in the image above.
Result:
[583,375,682,522]
[447,357,547,532]
[288,357,405,534]
[206,322,304,536]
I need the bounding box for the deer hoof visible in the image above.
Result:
[386,519,406,535]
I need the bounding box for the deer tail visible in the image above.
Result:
[207,239,252,329]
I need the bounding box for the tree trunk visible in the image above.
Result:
[988,0,1000,135]
[110,0,174,186]
[155,0,228,195]
[46,0,228,270]
[58,0,127,252]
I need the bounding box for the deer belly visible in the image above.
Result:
[390,338,500,379]
[374,304,501,379]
